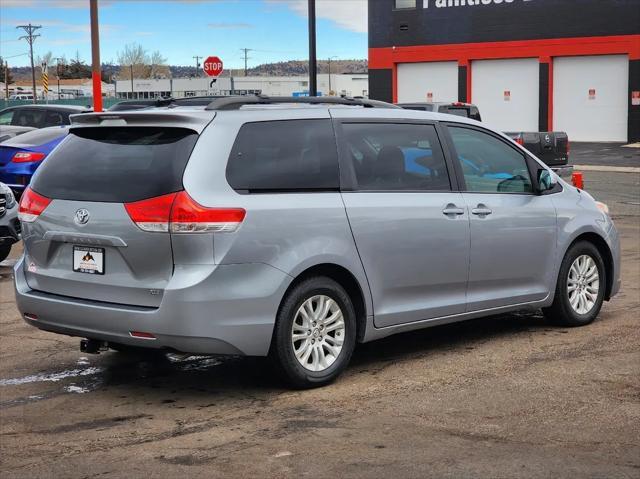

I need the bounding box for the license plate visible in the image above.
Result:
[73,246,105,275]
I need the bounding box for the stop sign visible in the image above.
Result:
[203,56,223,77]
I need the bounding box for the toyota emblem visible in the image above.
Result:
[74,209,90,225]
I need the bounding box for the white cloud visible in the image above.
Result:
[268,0,367,33]
[208,22,254,29]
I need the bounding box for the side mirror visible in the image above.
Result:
[537,169,557,193]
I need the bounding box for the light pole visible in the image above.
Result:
[130,64,134,98]
[328,56,337,96]
[308,0,317,96]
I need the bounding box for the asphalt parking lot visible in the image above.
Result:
[1,169,639,478]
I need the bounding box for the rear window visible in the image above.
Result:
[2,126,68,146]
[439,107,470,118]
[226,119,339,192]
[31,127,198,202]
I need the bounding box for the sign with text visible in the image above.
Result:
[203,56,224,78]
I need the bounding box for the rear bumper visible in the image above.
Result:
[14,257,293,356]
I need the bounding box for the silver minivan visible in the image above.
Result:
[15,96,620,388]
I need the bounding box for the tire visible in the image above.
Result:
[543,241,606,327]
[270,276,356,388]
[0,245,11,263]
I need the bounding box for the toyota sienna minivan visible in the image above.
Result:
[15,96,620,388]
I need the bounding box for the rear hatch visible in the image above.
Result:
[22,120,203,307]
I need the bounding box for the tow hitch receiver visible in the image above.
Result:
[80,339,108,354]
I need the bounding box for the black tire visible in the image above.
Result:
[543,241,606,327]
[270,276,356,389]
[0,245,11,263]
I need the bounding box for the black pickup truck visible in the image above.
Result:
[397,102,569,168]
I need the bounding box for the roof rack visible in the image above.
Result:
[204,95,399,111]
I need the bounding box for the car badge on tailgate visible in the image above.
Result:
[74,209,90,225]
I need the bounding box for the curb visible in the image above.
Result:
[573,165,640,174]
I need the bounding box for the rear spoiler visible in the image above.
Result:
[69,110,216,134]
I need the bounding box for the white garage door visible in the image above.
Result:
[472,58,539,132]
[397,61,458,103]
[553,55,628,142]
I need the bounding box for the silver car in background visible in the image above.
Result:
[14,96,620,388]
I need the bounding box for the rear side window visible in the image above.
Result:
[341,123,451,191]
[31,127,198,202]
[226,119,339,192]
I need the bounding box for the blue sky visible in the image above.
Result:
[0,0,367,68]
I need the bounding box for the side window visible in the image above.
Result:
[341,123,451,191]
[0,110,14,125]
[226,119,339,192]
[45,111,65,127]
[449,126,533,194]
[12,109,46,128]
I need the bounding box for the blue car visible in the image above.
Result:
[0,126,69,196]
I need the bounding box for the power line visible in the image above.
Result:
[16,23,41,104]
[240,48,253,76]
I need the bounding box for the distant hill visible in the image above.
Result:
[7,59,368,81]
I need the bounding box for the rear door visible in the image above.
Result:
[23,125,200,307]
[337,120,470,327]
[444,124,557,311]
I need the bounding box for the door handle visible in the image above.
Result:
[442,203,465,216]
[471,204,492,216]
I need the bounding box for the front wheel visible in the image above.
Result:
[270,276,356,388]
[543,241,606,327]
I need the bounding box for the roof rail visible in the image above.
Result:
[204,95,399,111]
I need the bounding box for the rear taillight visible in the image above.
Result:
[124,192,177,232]
[124,191,245,234]
[514,136,524,146]
[18,187,52,223]
[170,191,245,233]
[12,152,46,163]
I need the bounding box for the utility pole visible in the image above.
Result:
[193,55,202,77]
[308,0,317,96]
[4,61,9,100]
[328,56,337,96]
[240,48,252,76]
[89,0,102,111]
[54,57,63,100]
[130,64,134,98]
[16,23,42,104]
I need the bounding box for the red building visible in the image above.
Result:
[369,0,640,142]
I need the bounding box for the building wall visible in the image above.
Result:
[115,74,369,99]
[369,0,640,141]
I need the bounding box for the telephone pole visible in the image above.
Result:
[4,61,9,100]
[16,23,42,104]
[89,0,102,112]
[240,48,252,76]
[193,55,202,77]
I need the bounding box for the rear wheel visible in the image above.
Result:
[0,245,11,263]
[543,241,606,327]
[270,276,356,388]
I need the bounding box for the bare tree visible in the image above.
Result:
[36,51,53,69]
[116,43,170,79]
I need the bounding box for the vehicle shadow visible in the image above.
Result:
[85,309,554,395]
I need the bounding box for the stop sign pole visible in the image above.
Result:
[203,56,224,78]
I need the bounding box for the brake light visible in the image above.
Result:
[514,136,524,146]
[12,152,46,163]
[170,191,245,233]
[124,191,245,234]
[124,192,177,232]
[18,187,52,223]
